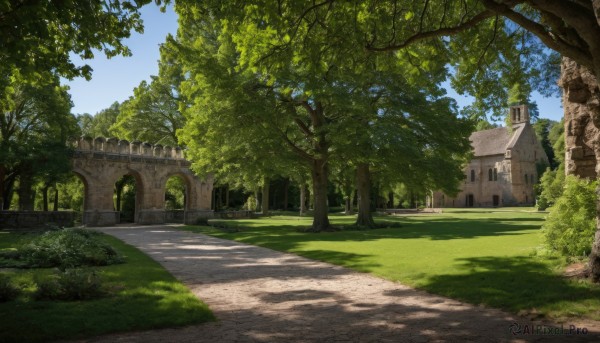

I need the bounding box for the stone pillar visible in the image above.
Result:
[181,172,214,224]
[82,181,119,227]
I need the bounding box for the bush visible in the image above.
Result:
[244,195,258,211]
[35,268,105,301]
[6,229,124,269]
[0,274,20,302]
[542,175,597,257]
[536,167,565,210]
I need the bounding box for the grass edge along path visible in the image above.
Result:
[179,209,600,323]
[0,231,215,343]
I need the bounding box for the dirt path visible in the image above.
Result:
[77,225,598,342]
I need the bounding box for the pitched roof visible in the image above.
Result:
[469,124,524,156]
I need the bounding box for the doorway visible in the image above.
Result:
[466,194,474,207]
[492,195,499,207]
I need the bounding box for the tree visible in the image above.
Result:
[533,118,558,169]
[175,1,473,231]
[111,40,185,146]
[88,102,122,138]
[190,1,600,280]
[0,72,79,210]
[0,1,166,92]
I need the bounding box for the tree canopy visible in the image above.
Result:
[174,1,474,231]
[0,72,78,209]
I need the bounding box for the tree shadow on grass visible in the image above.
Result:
[220,218,542,246]
[421,255,600,318]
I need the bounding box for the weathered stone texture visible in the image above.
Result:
[73,137,213,226]
[560,57,600,178]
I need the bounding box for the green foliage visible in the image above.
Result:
[1,229,124,269]
[549,119,565,166]
[0,0,162,90]
[111,43,185,146]
[532,118,558,169]
[543,176,597,257]
[244,194,258,211]
[0,72,79,210]
[0,232,214,342]
[175,2,474,230]
[88,102,122,138]
[165,176,186,210]
[0,274,21,302]
[535,167,565,210]
[56,175,85,212]
[35,268,105,301]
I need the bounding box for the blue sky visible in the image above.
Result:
[64,4,564,122]
[64,5,178,115]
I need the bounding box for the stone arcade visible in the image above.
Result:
[72,137,213,226]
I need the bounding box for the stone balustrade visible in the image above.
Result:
[74,136,185,160]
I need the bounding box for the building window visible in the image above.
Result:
[471,170,475,182]
[488,169,493,181]
[493,168,498,181]
[525,174,528,184]
[530,174,534,184]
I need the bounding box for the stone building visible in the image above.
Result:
[432,105,549,207]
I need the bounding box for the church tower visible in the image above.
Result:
[509,104,530,125]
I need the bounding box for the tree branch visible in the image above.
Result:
[366,9,496,51]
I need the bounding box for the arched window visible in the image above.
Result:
[493,168,498,181]
[525,174,528,184]
[471,170,475,182]
[488,169,493,181]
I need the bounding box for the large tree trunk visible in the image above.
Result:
[53,187,59,211]
[225,185,230,208]
[42,185,49,211]
[344,196,352,215]
[283,178,289,211]
[310,159,332,231]
[356,163,375,227]
[3,174,16,210]
[254,189,260,212]
[299,184,306,216]
[261,177,270,216]
[0,165,5,210]
[18,173,35,211]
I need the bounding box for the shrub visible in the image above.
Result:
[35,268,105,301]
[542,175,597,257]
[9,229,124,269]
[244,195,258,211]
[0,274,20,302]
[536,167,565,210]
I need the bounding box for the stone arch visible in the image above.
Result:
[112,168,146,224]
[71,136,213,226]
[71,169,90,213]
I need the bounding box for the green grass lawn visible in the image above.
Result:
[0,231,214,342]
[180,208,600,322]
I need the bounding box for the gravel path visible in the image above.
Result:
[77,225,598,343]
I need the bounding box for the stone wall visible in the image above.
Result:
[560,57,600,178]
[72,136,213,226]
[0,211,75,229]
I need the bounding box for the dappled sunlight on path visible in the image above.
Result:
[77,225,599,342]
